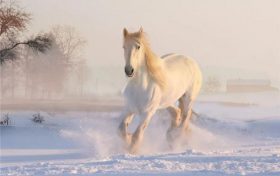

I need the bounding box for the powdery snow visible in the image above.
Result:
[1,93,280,175]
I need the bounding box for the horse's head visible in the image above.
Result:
[122,27,145,77]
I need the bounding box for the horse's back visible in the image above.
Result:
[161,54,199,74]
[164,53,202,88]
[161,53,176,59]
[159,53,202,107]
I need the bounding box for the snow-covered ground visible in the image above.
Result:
[1,92,280,175]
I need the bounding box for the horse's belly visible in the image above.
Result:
[159,72,192,108]
[159,88,186,108]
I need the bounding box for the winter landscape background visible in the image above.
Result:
[1,0,280,175]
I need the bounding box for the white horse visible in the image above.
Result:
[119,27,202,153]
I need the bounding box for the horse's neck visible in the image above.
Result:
[133,55,163,87]
[133,62,150,85]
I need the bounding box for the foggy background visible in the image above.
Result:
[2,0,280,98]
[22,0,280,94]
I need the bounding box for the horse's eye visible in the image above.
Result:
[136,45,140,50]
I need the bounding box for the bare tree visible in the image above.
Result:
[0,4,87,99]
[0,0,52,64]
[50,25,86,65]
[49,25,87,95]
[0,0,30,37]
[0,0,52,100]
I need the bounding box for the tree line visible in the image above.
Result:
[0,0,89,99]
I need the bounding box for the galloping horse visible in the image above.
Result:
[118,27,202,153]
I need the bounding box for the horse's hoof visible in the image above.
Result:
[129,144,139,155]
[166,127,182,143]
[182,125,192,134]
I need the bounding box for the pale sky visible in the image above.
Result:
[20,0,280,91]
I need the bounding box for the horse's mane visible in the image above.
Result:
[125,31,166,90]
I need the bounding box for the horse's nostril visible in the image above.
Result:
[125,66,134,76]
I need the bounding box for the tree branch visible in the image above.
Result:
[0,35,52,64]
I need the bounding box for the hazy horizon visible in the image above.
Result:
[20,0,280,92]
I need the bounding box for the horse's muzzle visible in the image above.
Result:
[125,66,134,77]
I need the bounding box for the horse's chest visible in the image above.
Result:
[123,83,156,113]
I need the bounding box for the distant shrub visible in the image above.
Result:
[0,113,11,126]
[32,113,44,123]
[203,76,222,93]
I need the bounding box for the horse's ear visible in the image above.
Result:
[123,28,128,38]
[139,27,143,33]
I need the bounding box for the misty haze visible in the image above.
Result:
[1,0,280,176]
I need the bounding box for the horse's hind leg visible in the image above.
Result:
[179,93,194,131]
[166,106,181,143]
[180,71,202,130]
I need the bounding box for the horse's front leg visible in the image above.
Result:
[118,111,134,147]
[129,110,156,154]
